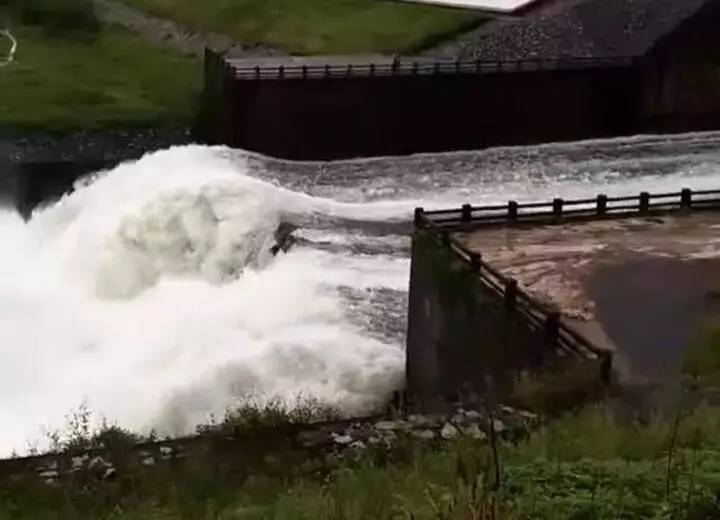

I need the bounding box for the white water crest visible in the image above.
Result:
[2,133,720,456]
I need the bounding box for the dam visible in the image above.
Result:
[2,132,720,455]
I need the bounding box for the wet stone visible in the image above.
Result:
[462,424,487,440]
[441,423,460,440]
[411,429,435,440]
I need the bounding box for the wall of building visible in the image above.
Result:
[639,1,720,132]
[201,62,641,160]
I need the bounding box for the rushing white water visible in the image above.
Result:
[2,133,720,456]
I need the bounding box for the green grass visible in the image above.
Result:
[4,401,720,519]
[0,21,200,131]
[120,0,484,55]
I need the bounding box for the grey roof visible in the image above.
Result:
[455,0,714,61]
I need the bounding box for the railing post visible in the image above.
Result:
[505,279,518,310]
[414,207,425,228]
[553,198,564,217]
[681,188,692,209]
[639,191,650,214]
[508,200,518,222]
[434,62,440,75]
[254,65,260,79]
[441,231,451,248]
[600,353,613,385]
[302,65,308,79]
[411,62,418,74]
[325,64,330,77]
[545,312,560,341]
[469,252,482,272]
[455,60,460,73]
[461,204,472,222]
[596,194,607,215]
[369,63,375,76]
[278,65,284,79]
[346,64,353,76]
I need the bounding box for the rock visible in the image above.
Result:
[441,423,460,440]
[464,410,483,421]
[159,446,173,457]
[375,420,409,431]
[408,414,433,427]
[332,434,353,445]
[368,436,381,445]
[462,424,487,440]
[102,467,116,480]
[38,470,59,480]
[88,456,109,470]
[411,429,435,440]
[298,429,331,447]
[141,456,155,466]
[492,419,506,434]
[451,413,466,425]
[72,454,89,469]
[350,441,366,450]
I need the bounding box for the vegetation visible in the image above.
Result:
[3,399,720,519]
[120,0,484,55]
[0,2,200,132]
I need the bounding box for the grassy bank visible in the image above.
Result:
[3,403,720,519]
[120,0,484,55]
[0,9,200,131]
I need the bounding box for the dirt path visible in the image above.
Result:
[92,0,284,58]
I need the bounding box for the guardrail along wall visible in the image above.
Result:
[199,50,640,160]
[406,188,720,409]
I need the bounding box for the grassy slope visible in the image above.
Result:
[120,0,483,55]
[0,23,200,131]
[3,405,720,519]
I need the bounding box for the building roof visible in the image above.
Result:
[455,0,714,61]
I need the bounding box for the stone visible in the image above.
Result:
[159,446,173,456]
[464,410,483,421]
[368,436,381,445]
[298,430,331,447]
[38,470,59,480]
[72,454,89,469]
[492,419,507,433]
[451,414,466,425]
[141,456,155,466]
[102,467,116,480]
[411,429,435,440]
[441,423,460,440]
[350,441,366,450]
[332,434,353,445]
[375,420,409,431]
[462,424,487,440]
[88,456,109,470]
[408,414,432,426]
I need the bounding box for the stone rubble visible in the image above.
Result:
[24,405,539,483]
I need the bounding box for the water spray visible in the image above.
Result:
[0,28,17,68]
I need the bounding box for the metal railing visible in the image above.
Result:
[417,188,720,230]
[227,56,635,80]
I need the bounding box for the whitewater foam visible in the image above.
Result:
[2,134,720,456]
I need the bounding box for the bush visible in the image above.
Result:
[14,0,99,35]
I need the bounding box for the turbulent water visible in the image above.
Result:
[2,132,720,456]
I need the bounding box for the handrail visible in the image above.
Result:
[222,55,636,81]
[418,188,720,229]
